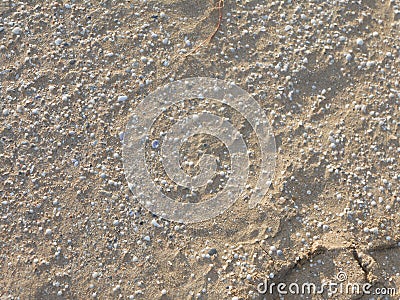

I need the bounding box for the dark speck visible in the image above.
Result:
[208,248,217,256]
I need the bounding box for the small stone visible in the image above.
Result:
[3,109,9,116]
[55,38,63,46]
[161,289,167,295]
[117,95,128,102]
[285,25,293,31]
[151,219,161,228]
[113,285,121,292]
[208,248,217,256]
[356,38,364,46]
[12,27,22,35]
[45,228,52,235]
[151,140,160,149]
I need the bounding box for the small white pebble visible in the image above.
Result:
[151,219,161,228]
[55,38,63,46]
[118,95,128,102]
[12,27,22,35]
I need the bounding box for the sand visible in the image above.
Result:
[0,0,399,299]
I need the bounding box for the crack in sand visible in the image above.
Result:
[264,239,400,281]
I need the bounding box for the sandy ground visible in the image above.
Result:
[0,0,400,299]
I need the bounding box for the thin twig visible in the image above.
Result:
[186,0,224,57]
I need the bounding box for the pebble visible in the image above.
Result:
[55,38,63,46]
[356,38,364,46]
[117,95,128,102]
[151,140,160,149]
[208,248,217,256]
[45,228,52,235]
[151,219,161,227]
[12,27,22,35]
[284,25,293,31]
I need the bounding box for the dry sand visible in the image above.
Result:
[0,0,400,299]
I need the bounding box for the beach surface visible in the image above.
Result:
[1,0,399,299]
